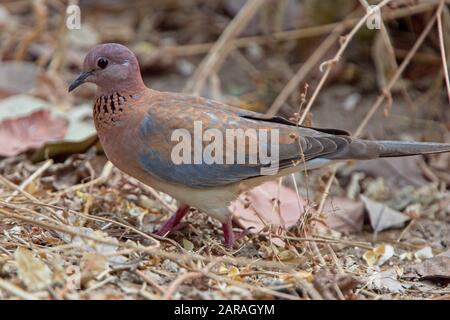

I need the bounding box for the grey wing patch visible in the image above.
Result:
[138,150,262,188]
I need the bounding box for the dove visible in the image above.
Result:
[69,43,450,247]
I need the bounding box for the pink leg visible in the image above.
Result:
[155,205,190,237]
[222,220,235,248]
[223,220,253,248]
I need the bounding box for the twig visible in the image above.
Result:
[129,177,177,213]
[311,3,443,239]
[327,244,345,275]
[296,279,323,300]
[279,235,373,250]
[0,278,38,300]
[30,201,161,247]
[200,270,301,300]
[0,205,300,272]
[5,159,53,203]
[135,269,166,295]
[298,0,392,125]
[161,1,444,57]
[311,242,327,267]
[354,4,441,137]
[183,0,266,94]
[436,0,450,103]
[163,271,203,300]
[266,25,344,116]
[14,0,47,61]
[54,161,113,196]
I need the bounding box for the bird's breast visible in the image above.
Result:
[93,93,132,131]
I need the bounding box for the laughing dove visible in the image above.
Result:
[69,43,450,247]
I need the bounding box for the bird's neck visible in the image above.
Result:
[93,89,144,132]
[96,75,146,96]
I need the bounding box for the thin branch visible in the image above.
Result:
[183,0,266,95]
[5,159,52,203]
[298,0,393,125]
[0,278,38,300]
[354,3,441,137]
[436,0,450,103]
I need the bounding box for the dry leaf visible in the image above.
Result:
[278,249,296,261]
[361,195,410,232]
[0,109,68,157]
[403,250,450,283]
[182,238,194,251]
[0,95,97,160]
[414,247,434,261]
[231,181,305,233]
[14,247,52,291]
[323,196,365,233]
[343,157,428,189]
[363,244,395,266]
[367,269,410,293]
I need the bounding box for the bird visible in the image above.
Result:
[69,43,450,247]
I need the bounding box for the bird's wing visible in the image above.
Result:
[136,94,353,188]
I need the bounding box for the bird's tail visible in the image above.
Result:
[327,139,450,161]
[375,140,450,157]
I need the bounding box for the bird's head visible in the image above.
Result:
[69,43,145,95]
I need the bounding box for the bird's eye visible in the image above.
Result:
[97,58,108,69]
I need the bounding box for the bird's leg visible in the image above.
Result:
[155,205,190,236]
[232,219,254,239]
[222,220,235,248]
[222,219,252,248]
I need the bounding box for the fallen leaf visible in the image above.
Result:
[14,247,53,291]
[278,249,296,261]
[0,109,68,157]
[182,238,194,251]
[367,269,411,293]
[414,247,434,261]
[58,227,126,265]
[323,197,365,233]
[363,244,395,267]
[342,157,428,189]
[30,134,98,163]
[231,181,305,233]
[0,95,97,159]
[403,250,450,284]
[219,265,242,281]
[361,195,410,232]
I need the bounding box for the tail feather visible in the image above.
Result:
[376,140,450,157]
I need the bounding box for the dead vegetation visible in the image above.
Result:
[0,0,449,300]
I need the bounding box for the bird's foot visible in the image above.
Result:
[222,221,252,248]
[155,205,190,237]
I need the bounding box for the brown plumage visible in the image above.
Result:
[69,43,450,247]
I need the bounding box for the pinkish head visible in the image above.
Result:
[69,43,145,95]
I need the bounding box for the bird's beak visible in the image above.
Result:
[68,71,93,92]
